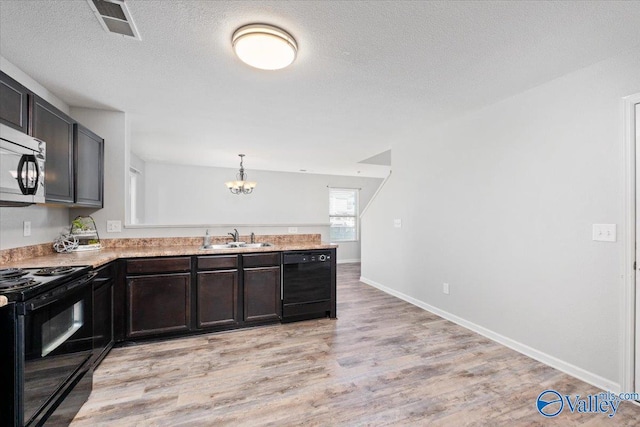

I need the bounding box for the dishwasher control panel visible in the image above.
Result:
[283,251,331,264]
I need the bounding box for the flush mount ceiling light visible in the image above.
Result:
[225,154,257,195]
[232,24,297,70]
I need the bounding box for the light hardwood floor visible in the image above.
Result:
[71,264,640,426]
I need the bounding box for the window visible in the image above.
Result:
[329,188,359,242]
[129,167,140,224]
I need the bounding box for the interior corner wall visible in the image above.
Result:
[361,49,640,388]
[0,56,70,250]
[69,107,127,236]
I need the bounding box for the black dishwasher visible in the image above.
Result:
[282,251,334,321]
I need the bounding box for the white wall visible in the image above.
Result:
[0,56,70,250]
[141,161,382,261]
[143,162,379,224]
[129,152,146,224]
[0,205,70,250]
[361,49,640,389]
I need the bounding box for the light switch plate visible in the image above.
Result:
[592,224,616,242]
[107,220,122,233]
[393,219,402,228]
[443,283,450,295]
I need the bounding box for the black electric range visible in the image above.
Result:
[0,266,91,302]
[0,265,96,427]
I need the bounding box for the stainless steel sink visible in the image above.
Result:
[200,244,236,250]
[200,242,272,250]
[240,243,272,248]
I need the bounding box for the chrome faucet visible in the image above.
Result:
[228,228,239,242]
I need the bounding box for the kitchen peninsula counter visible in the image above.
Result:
[1,234,337,268]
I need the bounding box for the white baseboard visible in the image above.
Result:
[337,259,360,264]
[359,276,620,393]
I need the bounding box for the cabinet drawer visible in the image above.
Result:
[126,257,191,274]
[242,253,281,268]
[197,255,238,270]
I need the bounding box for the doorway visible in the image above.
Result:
[627,95,640,393]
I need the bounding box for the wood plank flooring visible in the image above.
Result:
[71,264,640,426]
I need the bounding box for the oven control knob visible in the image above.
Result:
[319,255,327,261]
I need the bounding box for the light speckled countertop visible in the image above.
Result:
[3,243,338,269]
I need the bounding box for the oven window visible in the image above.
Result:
[41,300,84,357]
[23,285,93,424]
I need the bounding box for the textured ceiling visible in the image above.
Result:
[1,1,639,177]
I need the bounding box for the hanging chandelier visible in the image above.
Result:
[225,154,257,195]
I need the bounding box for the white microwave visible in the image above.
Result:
[0,123,46,206]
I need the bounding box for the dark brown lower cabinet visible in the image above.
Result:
[127,273,191,338]
[243,266,281,323]
[197,270,238,328]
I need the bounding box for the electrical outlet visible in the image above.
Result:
[106,220,122,233]
[443,283,450,295]
[393,219,402,228]
[592,224,616,242]
[23,221,31,237]
[288,227,298,234]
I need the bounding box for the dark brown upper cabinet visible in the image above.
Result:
[30,95,105,207]
[74,124,104,207]
[31,95,76,204]
[0,70,30,133]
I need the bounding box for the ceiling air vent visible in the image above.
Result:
[87,0,141,40]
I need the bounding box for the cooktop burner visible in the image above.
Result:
[34,266,76,276]
[0,265,91,302]
[0,268,28,280]
[0,277,41,290]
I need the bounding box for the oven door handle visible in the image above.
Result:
[24,272,97,313]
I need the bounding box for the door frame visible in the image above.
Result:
[623,93,640,393]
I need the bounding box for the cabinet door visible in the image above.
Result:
[244,266,281,323]
[74,124,104,207]
[127,273,191,338]
[31,96,75,203]
[0,71,29,133]
[197,270,238,328]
